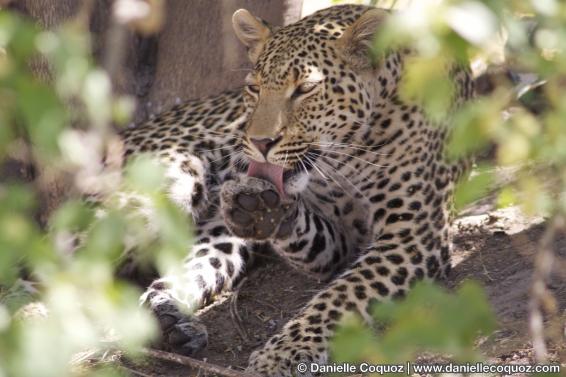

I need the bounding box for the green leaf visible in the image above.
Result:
[16,78,66,156]
[372,281,496,362]
[112,96,135,126]
[0,185,36,214]
[330,314,382,363]
[400,56,455,120]
[124,155,166,192]
[151,195,194,275]
[3,14,39,60]
[454,167,493,211]
[50,200,95,232]
[496,187,517,208]
[83,212,126,260]
[446,99,500,161]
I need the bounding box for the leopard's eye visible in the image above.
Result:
[292,81,320,99]
[246,84,260,94]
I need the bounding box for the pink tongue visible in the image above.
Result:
[247,160,286,199]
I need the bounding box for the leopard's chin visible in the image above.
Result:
[282,147,321,195]
[283,169,309,195]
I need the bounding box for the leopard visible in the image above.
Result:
[120,4,474,376]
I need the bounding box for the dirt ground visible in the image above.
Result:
[128,201,566,376]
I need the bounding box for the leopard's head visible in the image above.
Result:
[232,5,389,197]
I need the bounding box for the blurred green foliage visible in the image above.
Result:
[368,0,566,217]
[331,281,496,364]
[331,0,566,371]
[2,0,566,375]
[0,8,190,377]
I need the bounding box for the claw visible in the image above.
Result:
[152,302,209,356]
[165,319,208,356]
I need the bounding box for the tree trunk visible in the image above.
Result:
[139,0,302,120]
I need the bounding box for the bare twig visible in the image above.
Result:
[478,249,495,282]
[529,214,564,362]
[230,277,249,343]
[119,365,158,377]
[142,348,260,377]
[251,298,280,312]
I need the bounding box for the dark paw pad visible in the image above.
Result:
[155,309,208,356]
[221,176,296,240]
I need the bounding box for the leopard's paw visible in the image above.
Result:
[221,176,297,240]
[141,282,208,356]
[153,300,208,356]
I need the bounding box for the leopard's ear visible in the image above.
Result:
[337,8,389,70]
[232,9,272,64]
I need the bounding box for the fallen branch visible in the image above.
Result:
[119,365,158,377]
[142,348,261,377]
[230,277,250,343]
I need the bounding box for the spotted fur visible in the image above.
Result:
[122,4,474,376]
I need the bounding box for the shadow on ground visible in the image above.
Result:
[133,206,566,375]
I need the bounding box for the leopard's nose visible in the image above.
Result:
[250,136,282,157]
